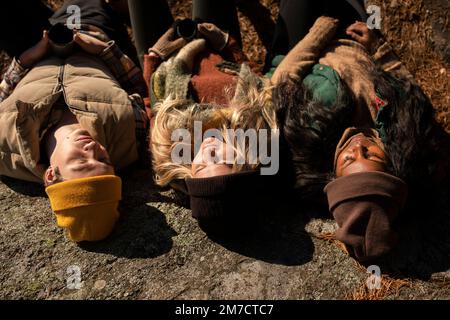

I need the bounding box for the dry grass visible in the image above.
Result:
[346,276,411,300]
[313,232,351,257]
[370,0,450,131]
[314,231,412,300]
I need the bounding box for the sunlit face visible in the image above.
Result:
[335,134,387,177]
[49,128,114,181]
[192,137,233,178]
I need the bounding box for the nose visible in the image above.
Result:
[349,142,367,159]
[83,140,99,156]
[203,137,217,144]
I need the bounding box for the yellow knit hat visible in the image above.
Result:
[45,175,122,242]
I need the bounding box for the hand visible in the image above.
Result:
[73,31,109,55]
[346,21,381,54]
[148,27,187,60]
[18,30,50,68]
[197,22,229,51]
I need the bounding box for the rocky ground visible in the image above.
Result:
[0,0,449,300]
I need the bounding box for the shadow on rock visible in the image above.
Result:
[0,176,46,197]
[79,170,177,259]
[80,202,177,259]
[202,198,315,266]
[379,196,450,280]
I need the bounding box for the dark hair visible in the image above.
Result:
[273,76,354,201]
[275,71,449,211]
[374,71,450,209]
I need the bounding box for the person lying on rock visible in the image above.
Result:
[0,0,149,242]
[271,0,449,262]
[130,0,294,234]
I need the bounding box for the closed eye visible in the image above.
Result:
[343,155,355,164]
[69,158,88,165]
[98,158,112,166]
[366,152,384,161]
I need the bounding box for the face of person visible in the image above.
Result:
[192,137,233,178]
[49,128,114,180]
[335,134,387,177]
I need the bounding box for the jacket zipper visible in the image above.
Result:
[56,64,95,114]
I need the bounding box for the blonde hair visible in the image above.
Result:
[150,78,276,187]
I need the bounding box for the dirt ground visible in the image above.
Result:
[0,0,449,300]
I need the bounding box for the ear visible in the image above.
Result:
[44,166,57,186]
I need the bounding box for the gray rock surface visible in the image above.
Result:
[1,169,448,300]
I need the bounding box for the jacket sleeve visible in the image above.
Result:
[221,35,249,64]
[0,58,28,103]
[99,41,148,98]
[143,53,163,110]
[271,16,339,85]
[373,41,416,83]
[128,93,150,165]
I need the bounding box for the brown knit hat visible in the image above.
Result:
[186,170,281,234]
[324,171,408,262]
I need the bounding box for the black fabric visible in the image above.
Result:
[269,0,322,59]
[323,0,368,38]
[49,0,139,65]
[192,0,242,47]
[0,1,53,58]
[267,0,367,68]
[127,0,242,66]
[186,170,286,235]
[128,0,174,68]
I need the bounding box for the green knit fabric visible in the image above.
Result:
[375,104,389,143]
[303,64,341,107]
[265,55,285,79]
[151,39,206,104]
[266,55,341,108]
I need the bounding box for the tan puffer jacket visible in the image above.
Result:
[0,51,138,183]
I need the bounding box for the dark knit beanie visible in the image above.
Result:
[186,170,281,234]
[324,171,408,262]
